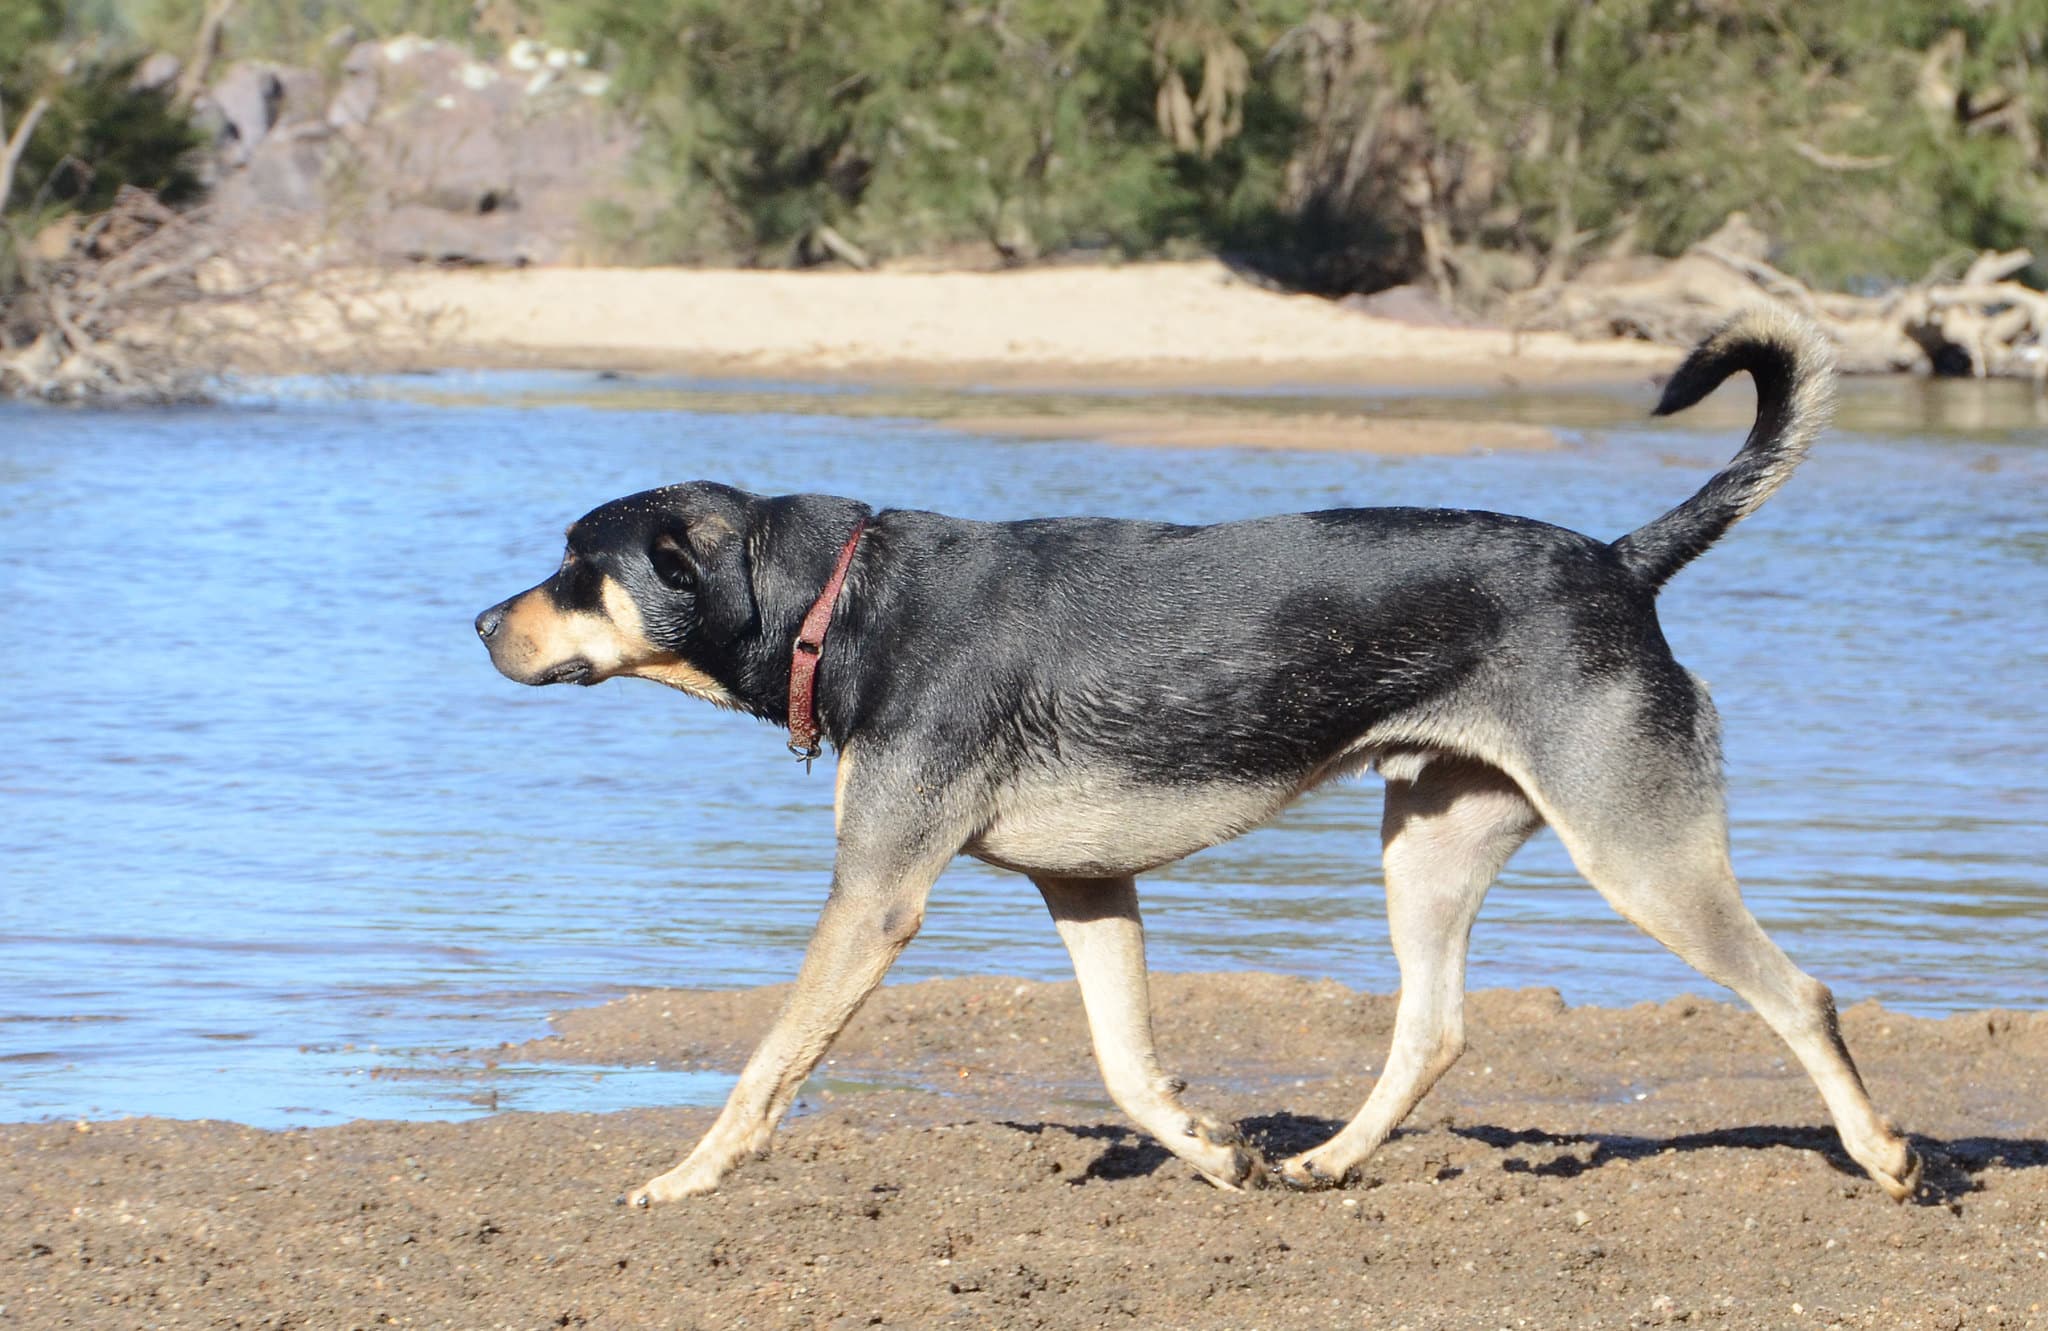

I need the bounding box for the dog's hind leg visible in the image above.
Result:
[1035,874,1265,1189]
[1277,757,1541,1188]
[631,754,963,1205]
[1540,777,1921,1200]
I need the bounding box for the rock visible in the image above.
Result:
[199,63,325,166]
[1697,210,1771,263]
[28,216,79,262]
[374,203,533,267]
[1339,282,1482,328]
[129,52,182,94]
[206,34,638,265]
[237,128,333,215]
[327,42,380,129]
[204,63,285,160]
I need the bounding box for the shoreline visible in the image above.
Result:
[5,973,2043,1328]
[252,260,1688,454]
[231,258,1694,462]
[369,261,1682,389]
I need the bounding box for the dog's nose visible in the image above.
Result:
[475,605,505,641]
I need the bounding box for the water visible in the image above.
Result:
[2,376,2044,1127]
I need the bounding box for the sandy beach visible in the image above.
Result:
[379,261,1675,384]
[5,974,2044,1330]
[276,259,1690,454]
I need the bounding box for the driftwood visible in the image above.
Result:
[0,185,412,402]
[1,189,226,400]
[173,0,239,108]
[1508,213,2048,380]
[0,91,53,216]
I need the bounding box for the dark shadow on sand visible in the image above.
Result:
[997,1119,1173,1183]
[996,1115,2048,1206]
[1452,1123,2048,1207]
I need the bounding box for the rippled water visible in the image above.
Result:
[2,375,2043,1126]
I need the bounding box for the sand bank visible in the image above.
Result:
[282,259,1688,454]
[6,974,2044,1329]
[393,261,1676,384]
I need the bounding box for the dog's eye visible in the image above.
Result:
[650,539,693,591]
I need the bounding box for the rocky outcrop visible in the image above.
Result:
[201,36,638,266]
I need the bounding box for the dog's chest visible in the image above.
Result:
[965,771,1290,878]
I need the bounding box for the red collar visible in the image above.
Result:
[786,518,867,768]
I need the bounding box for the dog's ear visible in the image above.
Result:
[654,514,756,641]
[650,531,695,591]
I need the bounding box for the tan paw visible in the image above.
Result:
[1184,1116,1266,1191]
[627,1162,725,1207]
[1867,1142,1922,1203]
[1275,1150,1353,1191]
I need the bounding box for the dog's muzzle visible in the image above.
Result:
[475,598,593,685]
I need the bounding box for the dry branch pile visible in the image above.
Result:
[0,186,420,402]
[0,188,228,401]
[1508,213,2048,380]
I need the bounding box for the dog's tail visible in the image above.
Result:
[1610,307,1836,591]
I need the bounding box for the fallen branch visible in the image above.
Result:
[1504,214,2048,378]
[174,0,239,108]
[1962,249,2033,286]
[3,184,442,402]
[1789,140,1894,172]
[811,223,872,270]
[0,92,53,215]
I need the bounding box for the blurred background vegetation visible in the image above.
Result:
[6,0,2048,296]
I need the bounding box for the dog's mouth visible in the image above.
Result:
[536,658,597,686]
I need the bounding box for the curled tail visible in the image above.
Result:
[1611,308,1836,590]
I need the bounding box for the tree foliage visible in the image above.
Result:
[570,0,1264,263]
[539,0,2048,292]
[2,4,206,306]
[2,60,204,217]
[26,0,2048,296]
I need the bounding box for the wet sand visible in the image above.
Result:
[6,974,2045,1329]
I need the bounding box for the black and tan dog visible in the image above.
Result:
[477,309,1920,1206]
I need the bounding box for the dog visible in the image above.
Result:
[476,309,1920,1206]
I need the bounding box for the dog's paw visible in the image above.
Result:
[1275,1151,1353,1192]
[1868,1143,1923,1203]
[627,1164,725,1207]
[1195,1147,1267,1192]
[1184,1114,1243,1147]
[1183,1115,1265,1191]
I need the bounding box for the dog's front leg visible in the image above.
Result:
[631,756,962,1206]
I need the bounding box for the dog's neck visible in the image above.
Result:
[703,494,877,744]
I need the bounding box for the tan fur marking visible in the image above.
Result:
[629,659,740,708]
[488,577,735,706]
[492,589,632,678]
[834,748,856,834]
[598,579,742,706]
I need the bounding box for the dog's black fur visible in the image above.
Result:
[562,490,1692,783]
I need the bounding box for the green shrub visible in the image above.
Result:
[65,0,2048,294]
[1,58,205,216]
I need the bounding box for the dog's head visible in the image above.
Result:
[475,483,757,706]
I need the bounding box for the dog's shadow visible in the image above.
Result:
[998,1115,2048,1205]
[997,1119,1173,1182]
[1450,1123,2048,1207]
